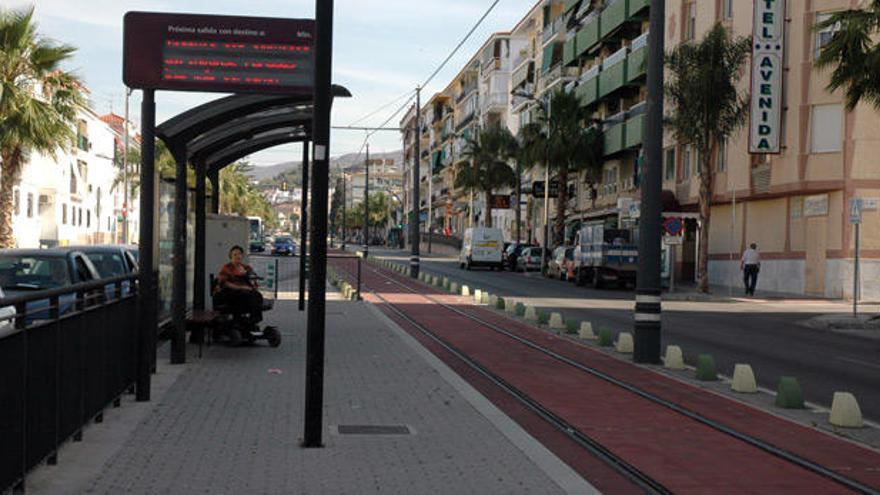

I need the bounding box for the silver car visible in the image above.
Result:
[515,247,548,272]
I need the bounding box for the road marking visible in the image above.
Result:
[835,356,880,371]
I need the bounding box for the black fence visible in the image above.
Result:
[0,274,139,493]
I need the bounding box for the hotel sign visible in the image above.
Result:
[749,0,786,154]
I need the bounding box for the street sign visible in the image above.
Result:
[748,0,786,154]
[663,236,683,245]
[123,12,315,94]
[532,180,559,198]
[662,217,685,236]
[489,194,511,209]
[849,198,863,225]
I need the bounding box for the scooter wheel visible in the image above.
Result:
[265,326,282,348]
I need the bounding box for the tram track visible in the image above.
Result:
[330,257,880,495]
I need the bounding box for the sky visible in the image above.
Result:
[10,0,538,166]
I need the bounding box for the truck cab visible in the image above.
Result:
[573,225,638,289]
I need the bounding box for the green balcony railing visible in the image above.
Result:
[575,74,599,108]
[604,121,626,156]
[576,16,600,56]
[563,37,578,67]
[600,0,627,38]
[599,57,626,98]
[626,45,647,82]
[565,0,581,13]
[624,113,645,149]
[628,0,649,17]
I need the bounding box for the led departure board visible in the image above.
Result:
[124,12,315,95]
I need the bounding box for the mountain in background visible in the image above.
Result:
[246,149,404,183]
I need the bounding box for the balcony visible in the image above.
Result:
[563,36,578,67]
[599,47,627,98]
[456,84,477,103]
[541,64,579,93]
[481,93,508,113]
[600,0,627,38]
[481,57,501,78]
[542,16,564,45]
[624,112,645,149]
[564,0,580,13]
[575,14,600,56]
[512,49,531,71]
[626,33,648,83]
[629,0,649,17]
[456,111,475,132]
[575,66,600,107]
[512,60,534,90]
[603,113,626,156]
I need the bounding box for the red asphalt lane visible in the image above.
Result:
[331,258,880,494]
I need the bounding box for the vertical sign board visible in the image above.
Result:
[749,0,786,154]
[123,12,315,94]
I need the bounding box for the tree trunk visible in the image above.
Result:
[485,191,493,228]
[0,148,23,248]
[555,168,569,246]
[697,140,717,293]
[515,161,521,243]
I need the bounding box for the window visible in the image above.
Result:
[13,189,20,216]
[664,148,676,181]
[86,209,91,228]
[685,2,697,41]
[78,207,83,226]
[76,120,89,151]
[62,204,68,224]
[717,139,728,172]
[815,13,841,60]
[682,145,693,180]
[722,0,733,20]
[810,104,843,153]
[70,165,77,194]
[26,193,33,218]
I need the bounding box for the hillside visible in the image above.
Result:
[247,149,404,184]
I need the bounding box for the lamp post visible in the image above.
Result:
[512,89,551,275]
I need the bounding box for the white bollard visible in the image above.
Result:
[549,313,565,330]
[731,364,758,393]
[489,295,499,307]
[505,299,517,314]
[461,285,470,297]
[474,289,483,303]
[615,332,634,354]
[664,346,685,370]
[578,322,596,340]
[830,392,863,428]
[524,306,538,322]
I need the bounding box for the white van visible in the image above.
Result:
[459,227,504,270]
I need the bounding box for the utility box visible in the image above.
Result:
[205,214,249,299]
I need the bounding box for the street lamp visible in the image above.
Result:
[512,88,551,276]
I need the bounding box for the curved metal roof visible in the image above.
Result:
[204,129,308,173]
[187,106,312,163]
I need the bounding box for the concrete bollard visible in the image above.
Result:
[829,392,863,428]
[433,276,441,287]
[449,282,460,294]
[731,364,758,393]
[481,291,490,305]
[664,346,685,370]
[549,313,565,330]
[524,306,538,322]
[489,295,499,307]
[615,332,634,354]
[442,277,450,289]
[461,285,471,297]
[579,322,597,340]
[505,299,516,313]
[473,289,483,303]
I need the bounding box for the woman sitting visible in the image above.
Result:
[214,245,263,326]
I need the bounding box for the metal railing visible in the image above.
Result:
[1,274,140,493]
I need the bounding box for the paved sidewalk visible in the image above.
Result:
[26,293,590,494]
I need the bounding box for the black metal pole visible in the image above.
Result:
[208,168,219,214]
[633,0,665,364]
[515,160,521,243]
[171,147,187,365]
[136,89,156,402]
[299,141,310,312]
[194,163,206,311]
[341,172,346,250]
[363,142,370,257]
[303,0,333,448]
[409,87,421,279]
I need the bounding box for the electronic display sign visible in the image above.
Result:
[124,12,315,94]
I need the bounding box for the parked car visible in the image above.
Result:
[272,236,297,256]
[459,227,504,270]
[70,245,139,278]
[0,286,17,338]
[573,225,638,289]
[547,246,575,281]
[504,243,532,271]
[0,249,103,324]
[515,247,549,272]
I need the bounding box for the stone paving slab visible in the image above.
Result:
[27,293,587,494]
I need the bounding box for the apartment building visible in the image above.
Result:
[9,107,135,249]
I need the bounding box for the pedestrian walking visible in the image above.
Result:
[741,243,761,296]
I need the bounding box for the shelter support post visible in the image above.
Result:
[208,168,220,214]
[171,147,188,365]
[194,164,207,311]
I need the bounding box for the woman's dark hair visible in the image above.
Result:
[229,245,244,257]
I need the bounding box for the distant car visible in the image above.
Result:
[69,245,139,278]
[547,246,575,281]
[504,243,531,271]
[272,236,296,256]
[459,227,504,270]
[0,285,17,338]
[515,247,549,272]
[0,248,102,324]
[249,239,266,253]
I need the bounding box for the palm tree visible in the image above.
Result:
[814,1,880,111]
[0,7,86,247]
[456,124,517,228]
[518,89,604,245]
[665,23,751,293]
